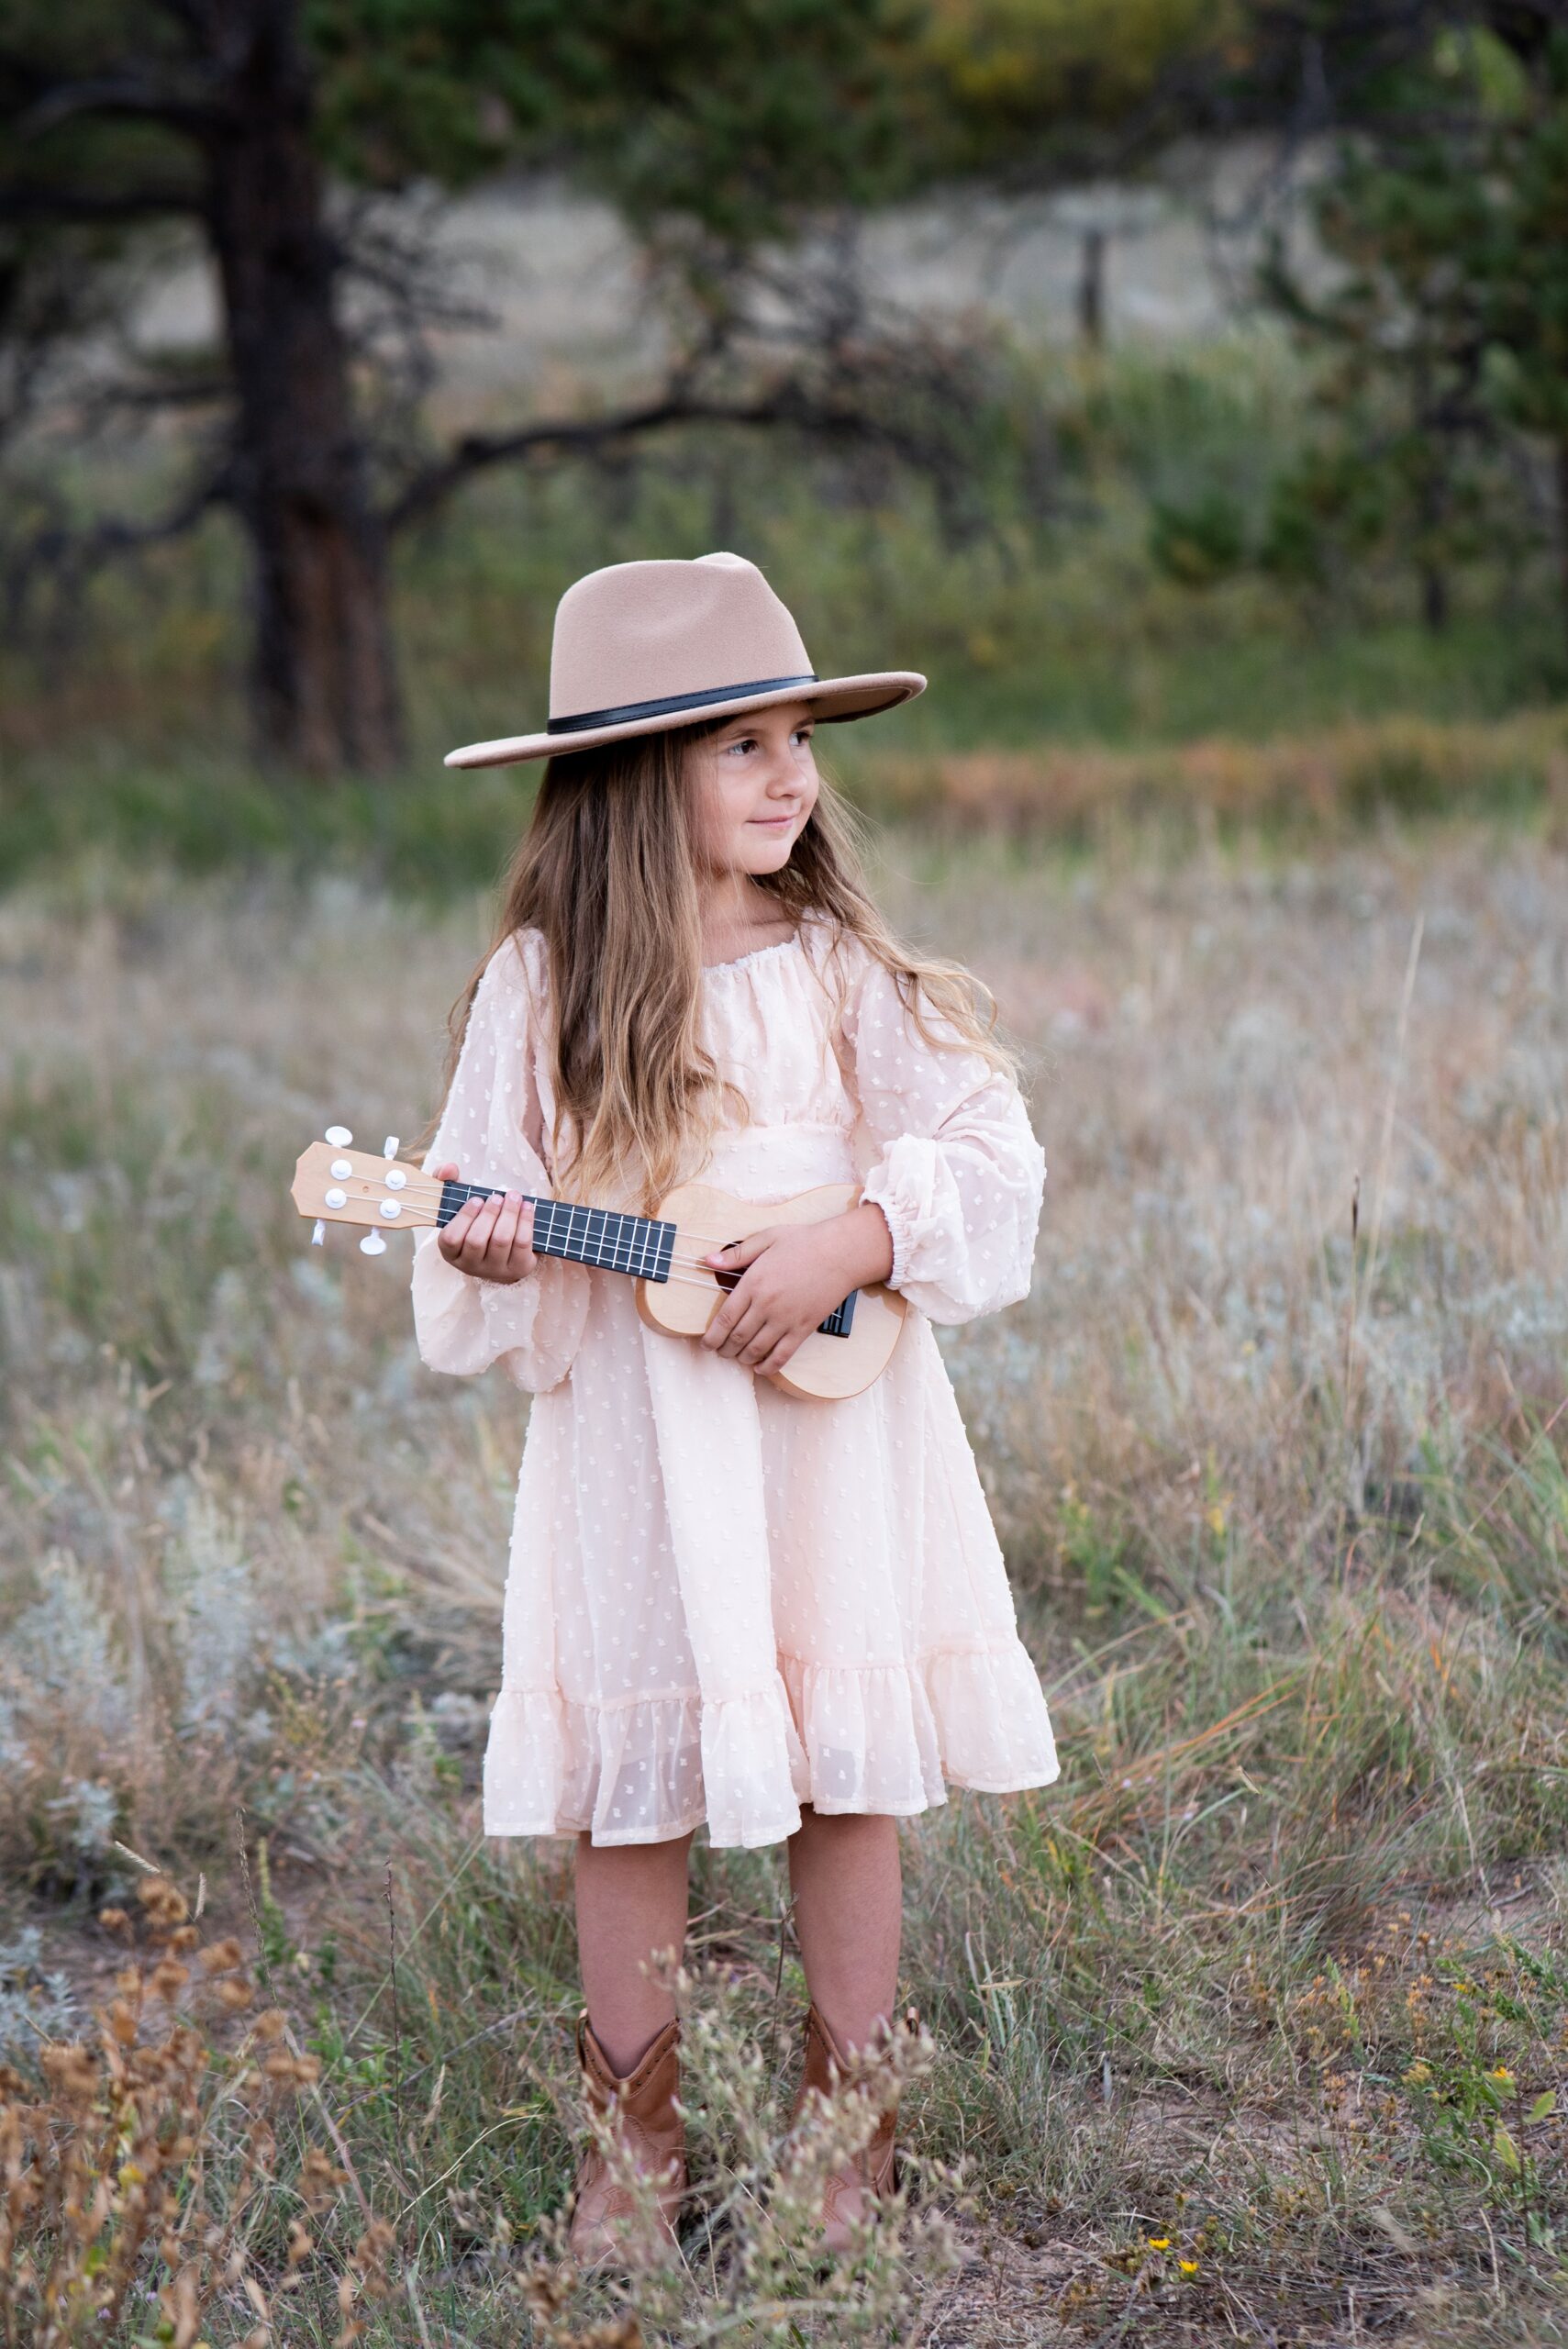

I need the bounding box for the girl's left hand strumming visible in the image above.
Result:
[702,1203,895,1375]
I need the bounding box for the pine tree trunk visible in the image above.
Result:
[204,1,402,774]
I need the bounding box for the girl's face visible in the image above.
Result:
[688,700,820,878]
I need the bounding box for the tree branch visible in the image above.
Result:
[3,467,230,638]
[384,384,931,537]
[84,371,232,414]
[0,182,206,223]
[7,65,226,142]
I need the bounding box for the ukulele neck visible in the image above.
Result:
[437,1180,678,1283]
[435,1177,858,1339]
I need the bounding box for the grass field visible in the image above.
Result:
[4,808,1567,2344]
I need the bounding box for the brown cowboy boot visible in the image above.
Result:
[567,2013,686,2267]
[787,2002,901,2254]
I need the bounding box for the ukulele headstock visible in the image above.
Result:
[292,1127,433,1256]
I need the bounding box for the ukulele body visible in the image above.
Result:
[637,1181,906,1402]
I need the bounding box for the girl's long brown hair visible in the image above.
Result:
[430,718,1017,1212]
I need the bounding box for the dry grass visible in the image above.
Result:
[861,708,1568,841]
[0,1876,373,2349]
[2,818,1567,2343]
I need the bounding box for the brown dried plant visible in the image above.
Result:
[0,1877,353,2349]
[513,1964,962,2344]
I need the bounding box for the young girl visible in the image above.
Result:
[411,552,1058,2261]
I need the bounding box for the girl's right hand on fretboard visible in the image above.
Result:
[432,1163,539,1285]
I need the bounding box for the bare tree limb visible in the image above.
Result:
[12,70,227,143]
[0,182,206,223]
[380,217,981,538]
[3,466,230,638]
[383,382,936,537]
[82,371,232,415]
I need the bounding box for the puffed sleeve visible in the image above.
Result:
[409,933,589,1393]
[840,954,1045,1326]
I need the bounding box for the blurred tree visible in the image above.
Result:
[0,0,911,772]
[1259,5,1568,641]
[917,0,1244,173]
[911,0,1247,347]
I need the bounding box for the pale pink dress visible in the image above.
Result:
[410,915,1059,1847]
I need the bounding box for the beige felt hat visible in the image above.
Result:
[443,551,925,768]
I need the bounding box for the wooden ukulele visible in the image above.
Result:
[291,1129,906,1401]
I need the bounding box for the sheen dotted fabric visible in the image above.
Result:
[410,918,1060,1846]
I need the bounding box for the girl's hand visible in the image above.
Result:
[431,1162,538,1285]
[701,1203,895,1377]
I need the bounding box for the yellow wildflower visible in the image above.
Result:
[1147,2237,1171,2251]
[1179,2259,1200,2276]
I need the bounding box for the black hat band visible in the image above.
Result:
[547,674,818,735]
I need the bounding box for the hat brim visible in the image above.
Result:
[442,671,926,770]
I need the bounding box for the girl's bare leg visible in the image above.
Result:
[574,1831,695,2075]
[787,1808,902,2053]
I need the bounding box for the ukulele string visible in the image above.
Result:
[359,1183,828,1278]
[405,1185,799,1252]
[339,1202,740,1284]
[345,1211,728,1268]
[392,1191,788,1262]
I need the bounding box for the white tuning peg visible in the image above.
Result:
[326,1123,352,1147]
[311,1219,327,1247]
[383,1134,400,1159]
[359,1231,387,1256]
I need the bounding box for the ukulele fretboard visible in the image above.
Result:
[438,1182,678,1282]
